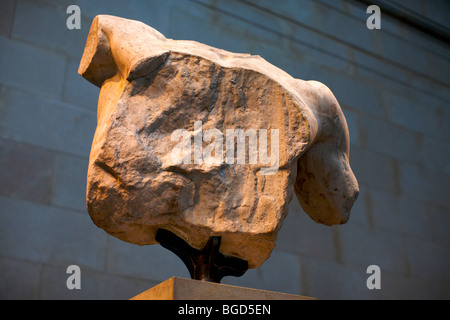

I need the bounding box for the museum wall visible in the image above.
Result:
[0,0,449,299]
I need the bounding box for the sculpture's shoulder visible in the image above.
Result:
[293,80,339,111]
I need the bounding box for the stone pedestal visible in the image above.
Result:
[130,277,315,300]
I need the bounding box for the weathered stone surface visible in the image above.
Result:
[79,15,359,269]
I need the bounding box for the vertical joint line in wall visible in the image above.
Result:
[104,236,111,274]
[37,262,44,299]
[364,191,375,229]
[331,227,343,264]
[8,0,18,39]
[391,159,401,197]
[47,150,56,206]
[61,54,71,102]
[299,256,310,296]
